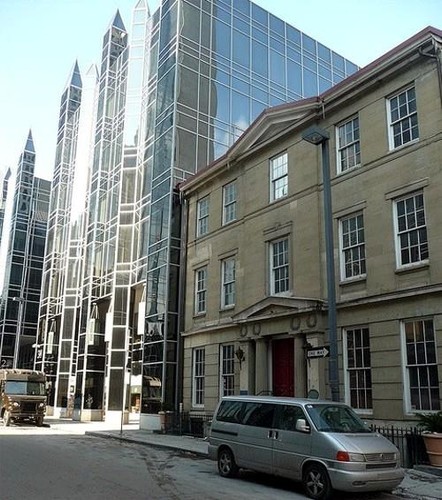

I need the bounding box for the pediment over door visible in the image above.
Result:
[232,296,325,324]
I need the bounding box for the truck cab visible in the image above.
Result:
[0,369,47,426]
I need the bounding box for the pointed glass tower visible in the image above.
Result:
[0,132,50,370]
[36,59,98,414]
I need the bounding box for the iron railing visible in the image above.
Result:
[370,424,429,467]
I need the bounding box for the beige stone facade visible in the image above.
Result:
[179,27,442,425]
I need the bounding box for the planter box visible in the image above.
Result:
[140,413,161,431]
[423,434,442,467]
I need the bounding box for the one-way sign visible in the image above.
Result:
[306,346,330,359]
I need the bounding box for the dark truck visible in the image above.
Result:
[0,369,47,426]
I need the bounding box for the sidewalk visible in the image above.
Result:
[46,417,442,500]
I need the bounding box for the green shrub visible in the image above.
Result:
[417,411,442,433]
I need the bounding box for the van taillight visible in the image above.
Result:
[336,451,350,462]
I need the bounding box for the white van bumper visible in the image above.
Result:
[329,466,405,492]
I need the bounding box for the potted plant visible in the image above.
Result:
[417,411,442,467]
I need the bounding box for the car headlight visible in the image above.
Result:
[12,402,20,408]
[38,402,45,408]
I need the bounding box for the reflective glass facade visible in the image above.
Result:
[0,134,50,371]
[141,0,357,414]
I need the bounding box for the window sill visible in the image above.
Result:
[340,275,366,286]
[270,194,288,205]
[337,164,362,176]
[193,312,206,319]
[354,410,373,418]
[220,305,235,312]
[388,137,419,153]
[395,261,429,274]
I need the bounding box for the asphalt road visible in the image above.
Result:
[0,422,402,500]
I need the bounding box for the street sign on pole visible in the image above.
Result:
[306,346,330,359]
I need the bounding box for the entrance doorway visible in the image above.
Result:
[272,338,294,397]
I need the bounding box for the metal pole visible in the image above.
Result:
[13,297,24,368]
[321,140,340,402]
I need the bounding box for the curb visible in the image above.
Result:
[85,431,209,459]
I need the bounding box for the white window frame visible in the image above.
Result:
[270,152,288,202]
[195,266,207,315]
[401,319,440,413]
[220,344,235,397]
[387,86,419,150]
[270,237,289,295]
[343,327,372,413]
[196,196,209,237]
[221,257,236,308]
[393,191,428,269]
[222,181,237,225]
[336,116,360,173]
[192,347,205,407]
[339,212,366,281]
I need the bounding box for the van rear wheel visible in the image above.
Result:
[218,448,238,478]
[303,463,332,500]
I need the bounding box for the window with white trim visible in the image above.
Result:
[223,181,237,225]
[394,191,428,268]
[196,197,209,237]
[340,213,366,280]
[270,238,289,294]
[195,267,207,314]
[344,327,372,410]
[270,152,288,201]
[337,116,360,173]
[220,344,235,397]
[221,257,236,308]
[388,86,419,149]
[192,347,205,407]
[403,319,440,411]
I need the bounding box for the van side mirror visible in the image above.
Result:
[296,418,310,433]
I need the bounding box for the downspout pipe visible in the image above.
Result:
[419,40,442,106]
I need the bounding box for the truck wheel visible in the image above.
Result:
[36,416,44,427]
[303,463,332,500]
[218,448,238,478]
[3,410,11,427]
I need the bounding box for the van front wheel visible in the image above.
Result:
[218,448,238,478]
[303,463,332,500]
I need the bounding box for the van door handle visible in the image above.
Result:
[274,431,279,440]
[268,430,273,439]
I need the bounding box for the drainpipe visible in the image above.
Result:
[419,40,442,106]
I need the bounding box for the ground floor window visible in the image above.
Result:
[192,348,205,407]
[344,327,372,410]
[220,344,235,397]
[403,319,440,411]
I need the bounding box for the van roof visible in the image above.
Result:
[220,395,348,406]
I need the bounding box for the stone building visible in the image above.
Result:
[179,26,442,424]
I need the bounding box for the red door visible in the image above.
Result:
[272,338,294,397]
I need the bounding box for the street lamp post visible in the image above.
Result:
[12,296,25,368]
[302,125,340,402]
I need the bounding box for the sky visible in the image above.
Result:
[1,0,441,181]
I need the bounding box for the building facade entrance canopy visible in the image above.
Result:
[232,296,326,339]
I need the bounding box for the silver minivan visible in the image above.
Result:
[208,396,404,500]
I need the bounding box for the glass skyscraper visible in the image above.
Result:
[37,0,357,422]
[0,133,50,371]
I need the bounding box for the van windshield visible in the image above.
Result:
[5,381,46,396]
[306,404,371,433]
